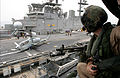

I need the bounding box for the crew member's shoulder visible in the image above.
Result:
[111,26,120,34]
[110,26,120,55]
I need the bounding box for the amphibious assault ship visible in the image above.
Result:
[4,0,83,35]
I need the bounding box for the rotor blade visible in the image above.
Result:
[41,35,50,42]
[14,42,19,47]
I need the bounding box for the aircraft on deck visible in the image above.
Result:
[14,35,50,51]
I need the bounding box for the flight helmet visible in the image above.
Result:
[81,5,108,32]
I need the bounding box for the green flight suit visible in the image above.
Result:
[86,24,120,78]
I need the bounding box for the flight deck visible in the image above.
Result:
[0,32,90,77]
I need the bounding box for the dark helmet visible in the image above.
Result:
[81,5,108,32]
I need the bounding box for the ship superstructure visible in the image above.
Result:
[4,0,82,35]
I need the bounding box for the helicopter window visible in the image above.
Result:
[20,40,29,46]
[24,40,29,44]
[20,43,25,46]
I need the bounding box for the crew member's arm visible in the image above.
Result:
[97,56,120,72]
[86,57,98,76]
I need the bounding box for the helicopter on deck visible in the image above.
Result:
[14,33,50,51]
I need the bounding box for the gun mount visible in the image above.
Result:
[56,44,87,52]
